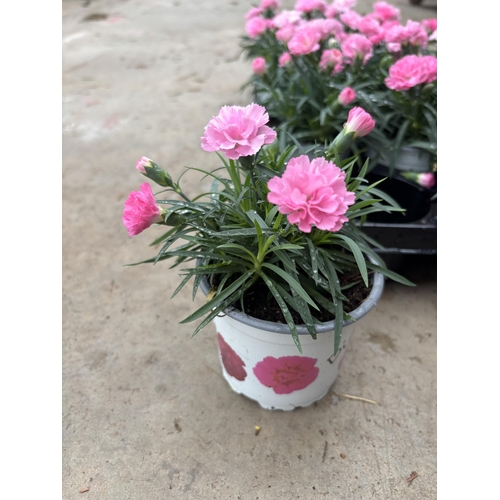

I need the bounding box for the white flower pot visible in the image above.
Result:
[200,271,384,411]
[367,145,431,172]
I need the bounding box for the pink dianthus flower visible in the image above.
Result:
[201,103,277,160]
[261,0,280,9]
[357,15,381,36]
[422,18,437,34]
[319,48,342,70]
[123,183,164,237]
[405,20,428,47]
[341,34,373,64]
[331,0,356,13]
[421,55,437,83]
[338,87,356,106]
[340,10,362,30]
[294,0,327,13]
[288,25,322,55]
[372,1,400,22]
[384,55,432,91]
[272,10,302,28]
[245,7,263,20]
[267,155,355,233]
[245,16,268,38]
[278,52,292,67]
[252,57,267,75]
[276,23,295,42]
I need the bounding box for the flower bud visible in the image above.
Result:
[402,171,436,189]
[327,107,375,156]
[338,87,356,106]
[136,157,175,189]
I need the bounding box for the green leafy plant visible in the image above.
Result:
[122,103,413,354]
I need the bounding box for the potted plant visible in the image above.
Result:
[240,0,437,256]
[240,0,437,171]
[122,103,413,410]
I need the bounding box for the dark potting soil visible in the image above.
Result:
[231,271,373,325]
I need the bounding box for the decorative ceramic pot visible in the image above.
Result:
[200,270,384,411]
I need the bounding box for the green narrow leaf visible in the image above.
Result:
[180,270,253,324]
[334,235,369,287]
[261,273,302,353]
[333,297,344,355]
[261,262,319,310]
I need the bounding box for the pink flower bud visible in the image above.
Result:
[416,172,436,189]
[136,156,152,174]
[345,107,375,137]
[278,52,292,67]
[338,87,356,106]
[252,57,267,75]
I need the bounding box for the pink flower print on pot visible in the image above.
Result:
[253,356,319,394]
[217,333,247,381]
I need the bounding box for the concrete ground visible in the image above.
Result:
[62,0,437,498]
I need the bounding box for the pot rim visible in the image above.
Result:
[198,258,385,335]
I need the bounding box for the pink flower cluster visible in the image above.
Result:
[244,0,436,74]
[267,155,355,233]
[201,103,277,160]
[385,55,437,91]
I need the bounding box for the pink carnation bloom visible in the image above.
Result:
[295,0,327,13]
[340,10,362,30]
[261,0,280,9]
[319,48,342,70]
[324,5,340,18]
[384,24,408,45]
[272,10,302,28]
[421,55,437,83]
[331,0,356,12]
[123,183,164,237]
[252,57,267,75]
[245,6,263,20]
[338,87,356,106]
[373,1,400,22]
[405,20,428,47]
[341,34,373,64]
[267,155,355,233]
[384,55,431,91]
[428,29,437,41]
[276,23,295,42]
[278,52,292,67]
[245,16,268,38]
[357,15,381,37]
[288,25,322,55]
[345,107,376,137]
[422,18,437,33]
[386,42,401,53]
[201,103,277,160]
[416,173,436,189]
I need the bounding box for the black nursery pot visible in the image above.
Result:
[360,164,437,256]
[364,166,435,224]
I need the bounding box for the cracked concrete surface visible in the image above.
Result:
[62,0,437,498]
